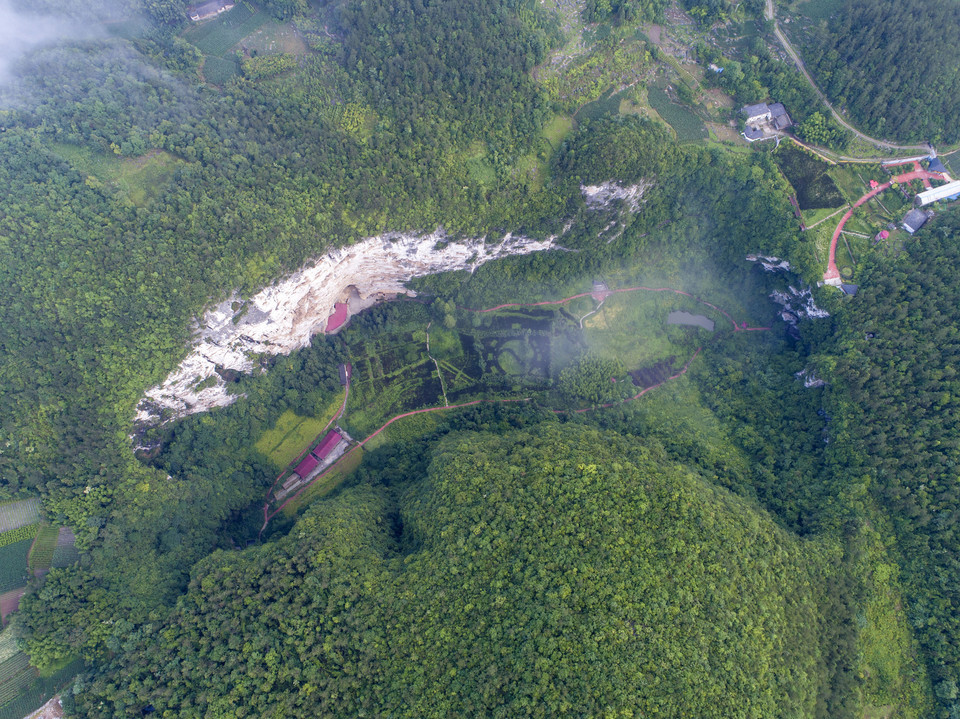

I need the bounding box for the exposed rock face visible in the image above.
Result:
[770,286,829,324]
[795,368,827,388]
[746,254,791,272]
[134,231,556,426]
[581,180,652,213]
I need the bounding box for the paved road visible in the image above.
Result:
[823,168,945,283]
[764,0,932,154]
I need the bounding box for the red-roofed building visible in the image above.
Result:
[293,453,319,479]
[313,430,343,460]
[326,303,349,333]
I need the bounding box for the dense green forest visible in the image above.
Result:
[806,0,960,144]
[0,0,957,716]
[826,209,960,714]
[69,425,845,717]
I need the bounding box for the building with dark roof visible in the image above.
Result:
[769,103,792,130]
[338,363,351,386]
[742,125,766,143]
[928,157,947,174]
[902,208,931,234]
[742,103,771,125]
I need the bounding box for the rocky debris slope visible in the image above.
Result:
[135,231,556,426]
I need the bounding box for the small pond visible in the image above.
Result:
[666,311,715,331]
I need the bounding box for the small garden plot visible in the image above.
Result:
[775,145,845,210]
[0,541,31,593]
[255,409,332,469]
[0,632,18,664]
[0,500,39,534]
[51,528,79,570]
[0,652,35,707]
[27,526,60,572]
[0,657,82,719]
[0,589,25,628]
[0,526,36,550]
[646,86,708,142]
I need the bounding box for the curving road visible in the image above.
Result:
[763,0,932,154]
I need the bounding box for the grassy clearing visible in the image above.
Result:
[202,55,240,85]
[239,21,308,55]
[0,501,39,535]
[0,541,31,594]
[27,526,59,572]
[282,447,364,516]
[462,142,497,187]
[51,145,179,206]
[646,86,707,142]
[541,115,574,149]
[828,165,872,204]
[583,292,706,369]
[255,405,339,469]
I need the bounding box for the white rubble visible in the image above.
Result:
[746,254,791,272]
[770,285,829,323]
[795,368,826,388]
[581,180,653,213]
[135,230,556,426]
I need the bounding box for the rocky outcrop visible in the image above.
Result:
[135,231,556,426]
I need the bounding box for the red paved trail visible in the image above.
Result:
[824,169,944,283]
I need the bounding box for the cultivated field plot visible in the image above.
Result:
[0,657,83,719]
[0,651,35,708]
[183,2,270,56]
[774,145,845,210]
[0,500,39,534]
[0,526,37,550]
[0,632,18,664]
[51,528,79,570]
[0,541,32,594]
[27,526,60,573]
[255,409,332,469]
[646,86,707,142]
[0,590,25,628]
[201,55,240,85]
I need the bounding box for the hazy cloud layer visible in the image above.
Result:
[0,0,103,83]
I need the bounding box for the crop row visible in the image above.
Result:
[0,526,37,550]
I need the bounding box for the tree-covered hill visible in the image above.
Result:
[807,0,960,144]
[72,424,843,717]
[827,208,960,716]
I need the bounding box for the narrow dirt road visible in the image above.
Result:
[764,0,931,154]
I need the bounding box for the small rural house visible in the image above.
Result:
[188,1,235,21]
[902,208,931,234]
[741,102,792,142]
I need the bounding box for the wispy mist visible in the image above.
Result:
[0,0,104,83]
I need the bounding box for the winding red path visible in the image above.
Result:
[824,169,945,283]
[261,286,773,531]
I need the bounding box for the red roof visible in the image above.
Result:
[325,302,349,332]
[313,430,343,460]
[293,453,319,478]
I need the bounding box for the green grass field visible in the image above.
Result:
[255,404,341,469]
[646,87,708,142]
[542,115,574,149]
[50,145,179,206]
[0,500,39,534]
[0,541,31,594]
[27,526,59,572]
[202,55,240,85]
